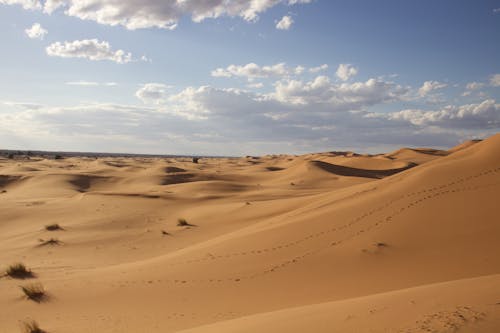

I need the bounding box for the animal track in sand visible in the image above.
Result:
[79,167,500,285]
[400,305,486,333]
[162,167,500,268]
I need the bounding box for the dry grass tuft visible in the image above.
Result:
[37,238,62,246]
[20,283,46,302]
[44,224,63,231]
[5,263,34,279]
[177,218,190,227]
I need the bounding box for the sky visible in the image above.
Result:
[0,0,499,156]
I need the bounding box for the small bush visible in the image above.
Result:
[177,218,190,227]
[45,224,63,231]
[5,263,34,279]
[161,230,169,235]
[20,283,46,302]
[38,238,62,246]
[20,319,46,333]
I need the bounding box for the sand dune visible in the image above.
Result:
[0,135,499,332]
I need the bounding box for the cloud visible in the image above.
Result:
[462,81,486,97]
[336,64,358,81]
[136,83,172,104]
[387,99,500,129]
[271,76,409,108]
[418,80,448,97]
[490,74,500,87]
[211,63,288,80]
[25,22,47,39]
[0,0,41,10]
[212,62,332,81]
[46,39,133,64]
[465,82,485,91]
[66,81,117,86]
[1,0,313,30]
[309,64,328,73]
[493,8,500,13]
[42,0,63,13]
[247,82,264,89]
[3,93,497,155]
[276,15,293,30]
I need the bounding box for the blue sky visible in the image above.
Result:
[0,0,499,155]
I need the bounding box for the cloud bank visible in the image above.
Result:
[1,0,313,29]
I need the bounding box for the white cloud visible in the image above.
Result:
[25,22,47,39]
[276,15,293,30]
[46,39,133,64]
[418,80,448,97]
[212,62,332,81]
[271,76,409,108]
[247,82,264,89]
[42,0,63,13]
[3,93,497,155]
[309,64,328,73]
[490,74,500,87]
[462,81,486,97]
[66,81,117,86]
[493,8,500,13]
[212,63,288,80]
[0,0,40,10]
[136,83,172,104]
[465,82,485,91]
[336,64,358,81]
[2,0,313,30]
[388,99,500,129]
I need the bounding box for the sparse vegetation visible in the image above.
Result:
[161,230,169,235]
[5,263,34,279]
[44,224,63,231]
[20,283,46,302]
[38,238,62,246]
[192,157,199,164]
[20,319,46,333]
[177,218,190,226]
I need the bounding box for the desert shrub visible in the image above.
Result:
[5,263,34,279]
[45,224,63,231]
[38,238,62,246]
[177,218,189,226]
[20,283,46,302]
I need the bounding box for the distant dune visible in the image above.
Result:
[0,135,499,332]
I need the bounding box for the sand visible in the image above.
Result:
[0,134,499,332]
